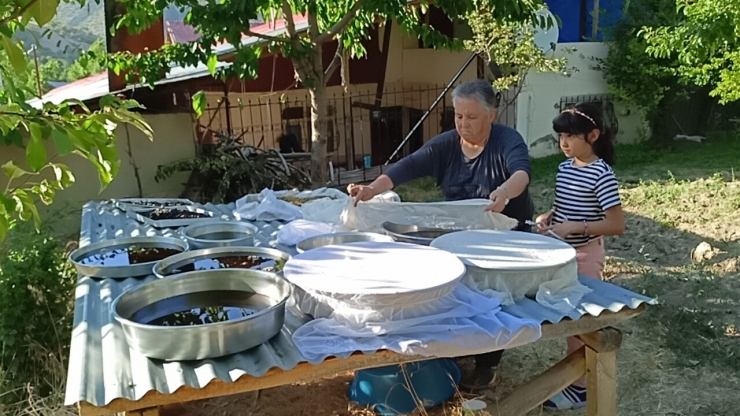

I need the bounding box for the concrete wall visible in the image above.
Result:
[0,113,195,208]
[516,42,647,158]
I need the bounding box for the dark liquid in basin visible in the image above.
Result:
[193,231,248,240]
[404,230,455,238]
[145,208,211,220]
[81,247,182,266]
[131,290,275,326]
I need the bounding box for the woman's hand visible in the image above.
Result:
[484,187,508,212]
[347,183,379,206]
[534,211,553,233]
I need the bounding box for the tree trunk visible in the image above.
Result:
[308,84,329,187]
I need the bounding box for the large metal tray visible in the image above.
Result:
[381,221,462,246]
[69,236,189,279]
[296,232,393,253]
[153,246,291,278]
[180,221,259,250]
[112,268,292,360]
[113,198,195,213]
[126,205,226,228]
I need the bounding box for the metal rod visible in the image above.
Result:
[383,52,478,165]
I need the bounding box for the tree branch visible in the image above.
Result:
[324,42,345,79]
[315,0,364,44]
[281,2,298,40]
[242,29,289,43]
[307,9,320,40]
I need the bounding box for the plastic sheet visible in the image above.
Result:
[276,219,348,246]
[430,230,592,313]
[341,198,518,233]
[291,284,542,360]
[233,188,347,222]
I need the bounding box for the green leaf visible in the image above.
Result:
[27,0,60,26]
[51,163,75,188]
[1,129,24,148]
[27,123,47,172]
[3,161,32,180]
[52,128,73,155]
[1,35,27,74]
[207,54,218,75]
[192,91,206,117]
[0,202,8,243]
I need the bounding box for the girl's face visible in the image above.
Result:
[559,129,600,160]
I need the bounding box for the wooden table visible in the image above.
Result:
[77,304,645,416]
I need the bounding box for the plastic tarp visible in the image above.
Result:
[284,241,542,359]
[430,230,592,313]
[233,188,347,222]
[341,198,519,233]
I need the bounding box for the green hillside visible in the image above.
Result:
[15,1,104,64]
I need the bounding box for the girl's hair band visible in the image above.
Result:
[562,107,597,127]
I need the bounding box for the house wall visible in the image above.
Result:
[515,42,647,158]
[0,113,195,207]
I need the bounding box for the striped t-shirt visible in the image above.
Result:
[552,159,621,247]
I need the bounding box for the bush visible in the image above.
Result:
[0,223,76,404]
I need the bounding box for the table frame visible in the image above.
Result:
[78,304,645,416]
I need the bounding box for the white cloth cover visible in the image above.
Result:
[341,198,518,233]
[283,241,466,310]
[302,190,400,225]
[291,284,542,361]
[430,230,591,313]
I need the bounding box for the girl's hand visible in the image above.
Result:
[542,221,581,239]
[534,211,553,234]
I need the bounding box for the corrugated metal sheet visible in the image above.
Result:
[65,201,657,408]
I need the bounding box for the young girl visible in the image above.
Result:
[537,103,625,410]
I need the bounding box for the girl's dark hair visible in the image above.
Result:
[552,102,615,165]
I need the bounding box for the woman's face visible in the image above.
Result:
[454,98,496,145]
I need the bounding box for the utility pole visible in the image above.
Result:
[31,44,42,96]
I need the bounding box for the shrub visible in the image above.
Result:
[0,223,76,403]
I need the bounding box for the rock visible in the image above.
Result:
[691,241,718,262]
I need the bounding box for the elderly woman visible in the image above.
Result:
[347,79,535,390]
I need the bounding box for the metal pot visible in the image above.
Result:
[69,236,189,279]
[296,232,394,253]
[153,246,291,278]
[111,268,292,361]
[180,221,259,249]
[381,221,462,246]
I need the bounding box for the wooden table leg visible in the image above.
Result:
[579,327,621,416]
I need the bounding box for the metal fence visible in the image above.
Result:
[199,82,518,171]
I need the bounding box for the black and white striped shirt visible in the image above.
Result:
[552,159,621,247]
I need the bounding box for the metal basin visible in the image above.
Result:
[112,268,292,360]
[296,232,394,253]
[69,236,189,279]
[153,246,291,278]
[381,222,462,246]
[180,221,259,249]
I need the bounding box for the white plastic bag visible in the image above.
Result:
[276,219,341,246]
[234,189,302,221]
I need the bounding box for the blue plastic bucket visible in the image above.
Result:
[348,358,461,415]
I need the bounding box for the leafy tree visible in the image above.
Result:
[108,0,544,186]
[65,38,105,81]
[465,2,569,104]
[596,0,686,141]
[0,0,153,243]
[641,0,740,104]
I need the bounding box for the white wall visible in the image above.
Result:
[0,113,196,207]
[516,42,647,158]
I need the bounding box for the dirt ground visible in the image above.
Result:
[164,139,740,416]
